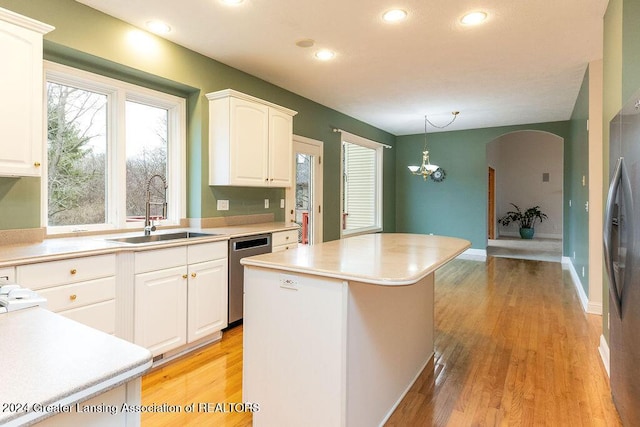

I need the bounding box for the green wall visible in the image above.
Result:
[395,121,571,249]
[0,0,396,241]
[566,68,590,295]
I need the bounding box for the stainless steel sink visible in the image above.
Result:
[106,231,222,244]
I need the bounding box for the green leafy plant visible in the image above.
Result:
[498,203,548,229]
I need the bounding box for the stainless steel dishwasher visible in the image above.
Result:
[227,233,272,327]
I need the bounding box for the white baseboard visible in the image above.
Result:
[561,257,602,315]
[599,334,610,377]
[457,248,487,262]
[562,257,589,312]
[499,231,562,239]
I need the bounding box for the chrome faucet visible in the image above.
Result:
[144,174,168,236]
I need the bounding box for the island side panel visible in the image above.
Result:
[346,274,434,426]
[243,266,348,427]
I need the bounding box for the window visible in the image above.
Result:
[44,62,185,233]
[340,131,383,236]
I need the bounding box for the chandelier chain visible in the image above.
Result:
[424,111,459,129]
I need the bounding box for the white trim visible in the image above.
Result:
[560,257,602,315]
[287,135,324,244]
[43,61,186,234]
[0,6,54,34]
[598,334,610,377]
[340,135,384,238]
[499,231,563,239]
[379,354,433,426]
[457,248,487,261]
[206,89,297,116]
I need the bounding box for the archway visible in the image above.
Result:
[486,130,564,261]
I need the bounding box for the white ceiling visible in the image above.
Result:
[76,0,608,135]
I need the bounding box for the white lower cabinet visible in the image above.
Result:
[134,265,188,356]
[187,258,227,342]
[16,255,117,334]
[272,229,299,252]
[134,242,228,357]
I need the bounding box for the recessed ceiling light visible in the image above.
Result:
[315,49,335,61]
[460,11,487,25]
[146,20,171,34]
[221,0,244,5]
[382,9,408,23]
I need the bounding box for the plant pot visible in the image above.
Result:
[519,228,535,239]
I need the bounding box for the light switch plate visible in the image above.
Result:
[217,200,229,211]
[264,199,269,209]
[280,199,285,208]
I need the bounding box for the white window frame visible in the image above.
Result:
[42,61,186,234]
[339,131,383,237]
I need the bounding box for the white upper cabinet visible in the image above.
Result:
[207,89,297,187]
[0,8,53,177]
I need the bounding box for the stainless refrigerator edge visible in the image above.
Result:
[604,90,640,426]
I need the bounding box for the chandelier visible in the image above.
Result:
[408,112,459,181]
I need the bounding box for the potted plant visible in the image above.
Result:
[497,203,548,239]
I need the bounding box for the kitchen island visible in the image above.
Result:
[241,233,470,427]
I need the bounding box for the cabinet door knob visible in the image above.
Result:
[182,274,188,279]
[69,294,77,301]
[70,269,77,275]
[191,272,197,278]
[265,178,269,182]
[34,162,41,167]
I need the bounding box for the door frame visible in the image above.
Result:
[488,166,496,239]
[285,135,324,244]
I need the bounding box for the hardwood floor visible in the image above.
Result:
[141,257,621,426]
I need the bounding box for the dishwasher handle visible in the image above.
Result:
[232,235,271,252]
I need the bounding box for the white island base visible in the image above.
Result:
[244,267,434,426]
[242,233,470,426]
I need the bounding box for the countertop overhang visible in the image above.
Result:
[241,233,471,286]
[0,308,152,426]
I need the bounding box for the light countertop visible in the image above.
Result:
[0,307,152,426]
[241,233,471,286]
[0,222,297,267]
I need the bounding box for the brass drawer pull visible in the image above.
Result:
[34,162,41,167]
[191,272,197,278]
[70,269,77,275]
[182,274,188,279]
[70,294,77,301]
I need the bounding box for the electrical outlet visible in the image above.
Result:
[280,276,299,291]
[264,199,269,209]
[217,200,229,211]
[280,199,285,209]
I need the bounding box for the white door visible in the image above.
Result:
[286,135,323,245]
[268,108,294,186]
[187,259,228,342]
[229,98,269,186]
[134,266,187,356]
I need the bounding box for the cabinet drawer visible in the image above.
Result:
[38,277,115,312]
[17,254,116,290]
[188,241,227,264]
[272,243,298,253]
[135,246,187,274]
[0,266,15,282]
[272,230,298,247]
[59,300,116,335]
